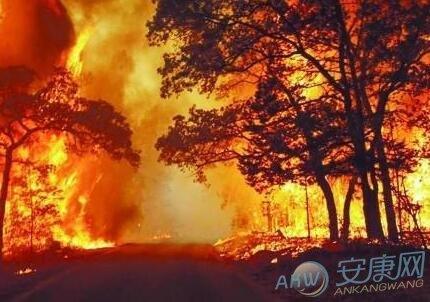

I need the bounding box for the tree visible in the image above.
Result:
[148,0,430,240]
[0,67,140,261]
[156,79,354,240]
[6,164,61,255]
[340,176,357,241]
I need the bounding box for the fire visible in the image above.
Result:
[3,24,113,255]
[54,1,430,249]
[2,0,429,261]
[46,139,113,249]
[46,26,114,250]
[250,180,365,239]
[5,134,113,254]
[15,267,37,276]
[404,159,430,228]
[67,26,92,76]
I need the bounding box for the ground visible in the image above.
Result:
[0,244,272,302]
[0,242,429,302]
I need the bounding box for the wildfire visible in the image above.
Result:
[46,139,113,249]
[67,26,92,76]
[3,24,114,256]
[5,134,113,254]
[2,0,429,261]
[15,267,37,276]
[47,26,114,250]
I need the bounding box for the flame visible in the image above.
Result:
[45,137,114,249]
[67,26,92,76]
[15,267,37,276]
[3,23,115,255]
[404,159,430,226]
[47,26,114,250]
[5,134,113,254]
[51,1,430,248]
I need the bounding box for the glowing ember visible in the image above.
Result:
[215,233,325,260]
[15,267,37,276]
[150,233,173,242]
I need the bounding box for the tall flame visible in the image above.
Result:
[51,26,114,249]
[67,26,92,76]
[4,25,113,255]
[45,138,114,249]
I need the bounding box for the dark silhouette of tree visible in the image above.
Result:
[0,67,140,261]
[148,0,430,241]
[341,176,357,241]
[157,79,354,240]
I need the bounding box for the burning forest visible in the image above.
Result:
[0,0,429,301]
[149,0,430,245]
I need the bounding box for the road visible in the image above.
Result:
[0,244,272,302]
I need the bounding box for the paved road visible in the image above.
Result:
[0,244,272,302]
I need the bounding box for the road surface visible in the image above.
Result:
[0,244,272,302]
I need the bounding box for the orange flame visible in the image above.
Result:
[4,26,113,255]
[67,26,92,76]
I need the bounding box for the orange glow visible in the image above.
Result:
[3,24,112,253]
[5,134,113,254]
[67,26,92,76]
[2,1,429,260]
[15,267,37,276]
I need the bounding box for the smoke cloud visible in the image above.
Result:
[0,0,74,75]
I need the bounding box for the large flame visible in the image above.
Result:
[5,134,114,254]
[46,137,114,249]
[67,26,92,76]
[46,26,114,250]
[4,25,113,254]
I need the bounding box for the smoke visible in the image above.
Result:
[57,0,263,243]
[0,0,74,75]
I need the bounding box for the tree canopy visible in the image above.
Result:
[149,0,430,241]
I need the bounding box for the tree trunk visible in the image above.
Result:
[316,175,339,241]
[0,149,13,263]
[305,184,311,239]
[342,176,357,241]
[346,109,385,240]
[374,130,399,242]
[296,110,339,241]
[348,124,385,239]
[360,172,385,239]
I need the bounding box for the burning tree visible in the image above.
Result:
[148,0,430,241]
[0,66,140,261]
[156,79,353,240]
[6,164,61,255]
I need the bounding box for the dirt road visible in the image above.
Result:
[0,244,272,302]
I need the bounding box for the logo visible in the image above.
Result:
[334,251,425,297]
[275,261,329,297]
[274,250,425,298]
[292,261,329,297]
